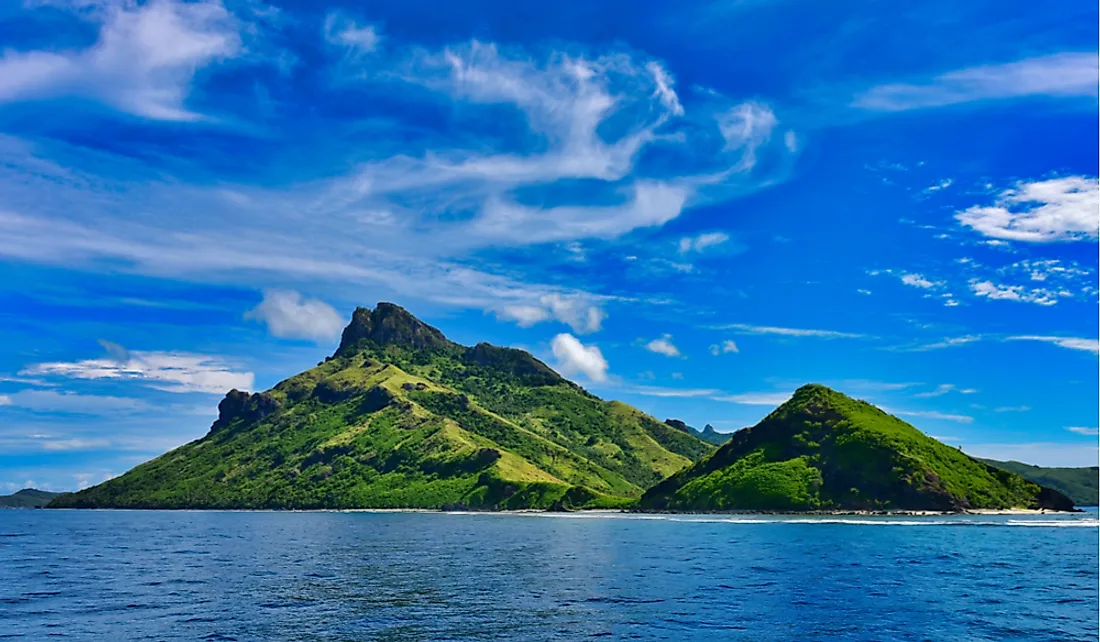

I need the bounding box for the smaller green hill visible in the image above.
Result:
[980,459,1098,507]
[0,489,67,508]
[640,384,1075,512]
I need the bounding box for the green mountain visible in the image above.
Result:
[980,459,1098,507]
[0,489,67,508]
[664,419,731,446]
[639,384,1075,512]
[50,303,714,511]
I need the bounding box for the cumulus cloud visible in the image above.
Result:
[969,280,1060,306]
[709,339,739,355]
[245,289,345,342]
[550,333,608,382]
[496,294,605,334]
[955,176,1099,243]
[900,273,943,289]
[644,334,681,358]
[678,232,729,254]
[855,52,1099,111]
[0,0,242,120]
[22,343,254,394]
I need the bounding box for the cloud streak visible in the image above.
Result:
[855,52,1099,111]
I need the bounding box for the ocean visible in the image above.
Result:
[1,510,1097,641]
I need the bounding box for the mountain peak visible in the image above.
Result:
[335,303,453,356]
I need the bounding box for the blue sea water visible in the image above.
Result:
[0,510,1096,641]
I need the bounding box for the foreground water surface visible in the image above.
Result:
[1,510,1097,641]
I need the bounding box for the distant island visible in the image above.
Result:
[50,303,1076,513]
[1,489,67,508]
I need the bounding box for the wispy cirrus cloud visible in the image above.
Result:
[0,34,795,330]
[1006,335,1099,355]
[711,391,794,406]
[714,323,866,339]
[0,0,243,120]
[854,52,1099,112]
[22,341,254,394]
[891,409,973,424]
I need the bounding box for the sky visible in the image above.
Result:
[0,0,1097,492]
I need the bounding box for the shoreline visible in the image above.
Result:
[40,506,1085,515]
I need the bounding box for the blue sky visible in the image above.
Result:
[0,0,1097,491]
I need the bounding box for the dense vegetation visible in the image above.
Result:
[980,459,1098,507]
[0,489,67,508]
[640,384,1075,512]
[51,304,713,511]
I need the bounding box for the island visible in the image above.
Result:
[50,303,1075,513]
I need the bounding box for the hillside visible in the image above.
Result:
[664,419,731,446]
[51,303,714,511]
[0,489,67,508]
[639,384,1074,512]
[980,459,1098,507]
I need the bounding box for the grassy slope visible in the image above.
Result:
[980,459,1099,507]
[0,489,67,508]
[640,384,1073,512]
[53,307,712,510]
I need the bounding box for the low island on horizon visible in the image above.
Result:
[46,303,1084,514]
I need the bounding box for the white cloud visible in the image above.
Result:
[678,231,729,254]
[550,333,608,382]
[855,52,1099,111]
[0,389,148,415]
[645,61,683,116]
[0,395,11,406]
[497,293,605,334]
[1006,335,1099,355]
[323,11,380,55]
[709,339,739,355]
[1067,426,1099,436]
[23,342,254,394]
[955,176,1099,243]
[898,335,984,352]
[969,279,1061,305]
[644,334,681,358]
[892,409,973,424]
[0,0,242,120]
[914,384,955,398]
[900,273,942,289]
[246,289,345,342]
[715,323,866,339]
[711,391,793,406]
[994,405,1030,413]
[716,101,777,170]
